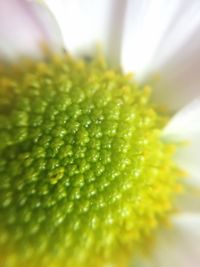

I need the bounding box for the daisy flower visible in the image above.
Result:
[0,1,200,267]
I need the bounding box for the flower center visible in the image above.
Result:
[0,54,181,267]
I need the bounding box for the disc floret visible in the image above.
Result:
[0,55,181,267]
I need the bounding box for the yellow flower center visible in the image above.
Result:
[0,54,181,267]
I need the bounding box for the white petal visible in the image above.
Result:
[44,0,126,64]
[132,213,200,267]
[0,0,62,59]
[163,99,200,187]
[121,0,200,110]
[175,135,200,187]
[121,0,182,78]
[176,187,200,213]
[164,98,200,138]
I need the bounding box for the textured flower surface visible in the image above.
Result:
[0,1,200,267]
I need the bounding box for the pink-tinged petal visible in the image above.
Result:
[0,0,62,60]
[121,0,200,111]
[132,213,200,267]
[44,0,127,64]
[163,99,200,187]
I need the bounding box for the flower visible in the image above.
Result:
[0,0,200,267]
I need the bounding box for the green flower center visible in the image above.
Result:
[0,55,181,267]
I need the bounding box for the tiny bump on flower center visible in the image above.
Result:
[0,54,182,267]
